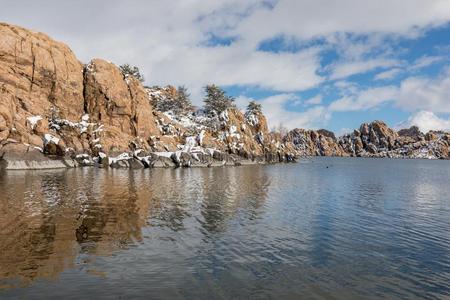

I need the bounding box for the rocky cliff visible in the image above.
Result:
[1,23,448,170]
[338,121,450,159]
[0,23,296,170]
[286,120,449,160]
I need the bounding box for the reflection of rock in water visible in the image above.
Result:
[0,166,271,288]
[197,166,270,233]
[0,169,152,287]
[144,167,270,234]
[76,224,89,242]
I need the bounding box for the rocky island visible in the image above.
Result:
[0,23,449,170]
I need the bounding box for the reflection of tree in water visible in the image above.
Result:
[199,166,270,234]
[0,169,152,287]
[146,169,194,231]
[74,170,150,255]
[145,167,270,234]
[0,166,271,288]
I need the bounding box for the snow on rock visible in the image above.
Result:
[245,113,259,126]
[93,124,104,133]
[182,136,197,152]
[44,133,60,145]
[27,115,42,130]
[81,114,89,122]
[49,114,94,134]
[219,110,229,122]
[153,152,174,158]
[198,130,205,146]
[109,152,131,164]
[256,132,264,144]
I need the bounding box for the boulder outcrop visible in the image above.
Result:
[337,121,449,159]
[0,22,85,158]
[284,128,347,157]
[0,23,298,169]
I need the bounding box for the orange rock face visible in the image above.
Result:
[0,23,85,151]
[0,24,166,160]
[83,59,162,153]
[2,22,448,169]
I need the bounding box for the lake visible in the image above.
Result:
[0,158,449,299]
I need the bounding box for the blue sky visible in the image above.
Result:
[2,0,450,134]
[224,24,450,133]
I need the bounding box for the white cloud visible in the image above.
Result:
[374,68,403,80]
[2,0,450,104]
[329,86,398,111]
[329,67,450,114]
[233,0,450,46]
[330,58,400,80]
[304,95,322,105]
[396,73,450,113]
[398,111,450,132]
[409,55,447,71]
[234,95,253,110]
[239,94,331,129]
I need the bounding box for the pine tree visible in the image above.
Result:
[203,84,235,115]
[173,86,194,115]
[119,64,145,82]
[149,86,195,116]
[245,100,263,126]
[246,100,262,114]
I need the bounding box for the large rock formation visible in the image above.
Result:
[279,120,449,160]
[1,23,448,169]
[284,128,347,157]
[337,121,450,159]
[0,23,297,169]
[0,23,84,151]
[83,59,163,154]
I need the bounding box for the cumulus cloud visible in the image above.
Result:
[329,86,398,111]
[329,66,450,113]
[398,111,450,132]
[374,68,403,80]
[396,73,450,113]
[233,0,450,46]
[409,55,447,71]
[242,94,331,129]
[304,95,323,105]
[330,59,400,80]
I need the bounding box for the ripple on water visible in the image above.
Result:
[0,158,449,299]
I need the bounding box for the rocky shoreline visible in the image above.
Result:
[0,23,449,170]
[1,140,295,170]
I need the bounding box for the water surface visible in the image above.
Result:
[0,158,449,299]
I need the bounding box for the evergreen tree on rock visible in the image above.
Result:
[203,84,235,116]
[246,100,262,114]
[119,63,145,82]
[174,86,194,115]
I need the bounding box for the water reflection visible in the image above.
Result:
[1,159,449,299]
[0,166,270,288]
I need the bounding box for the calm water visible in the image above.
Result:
[0,158,449,299]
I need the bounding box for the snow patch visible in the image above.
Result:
[27,115,42,130]
[44,134,60,145]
